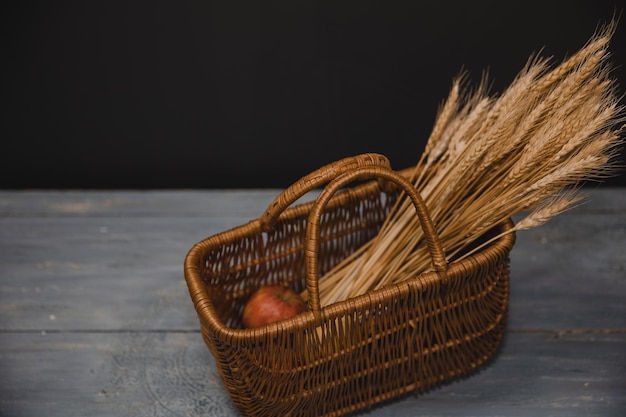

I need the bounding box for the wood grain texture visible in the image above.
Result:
[0,188,624,416]
[1,332,623,417]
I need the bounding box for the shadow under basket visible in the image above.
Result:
[184,154,516,417]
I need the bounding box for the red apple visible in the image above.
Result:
[242,284,307,328]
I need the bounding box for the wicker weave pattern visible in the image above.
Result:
[184,155,515,417]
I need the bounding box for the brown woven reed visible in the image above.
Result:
[184,153,515,417]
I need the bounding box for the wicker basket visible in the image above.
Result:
[184,153,515,417]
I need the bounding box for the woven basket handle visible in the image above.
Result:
[305,165,448,317]
[260,153,391,232]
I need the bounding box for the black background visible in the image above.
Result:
[2,1,625,189]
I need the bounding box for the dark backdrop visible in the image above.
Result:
[2,1,625,189]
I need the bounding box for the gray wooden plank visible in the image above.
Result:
[508,211,626,330]
[0,331,237,417]
[571,187,626,213]
[1,191,624,332]
[0,189,317,218]
[1,332,623,417]
[0,187,622,218]
[575,186,626,213]
[0,216,246,331]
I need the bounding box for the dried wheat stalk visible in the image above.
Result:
[313,20,625,307]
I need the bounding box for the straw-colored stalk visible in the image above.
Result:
[312,20,625,307]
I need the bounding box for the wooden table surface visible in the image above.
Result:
[1,188,624,417]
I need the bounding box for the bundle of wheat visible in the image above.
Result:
[315,20,625,307]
